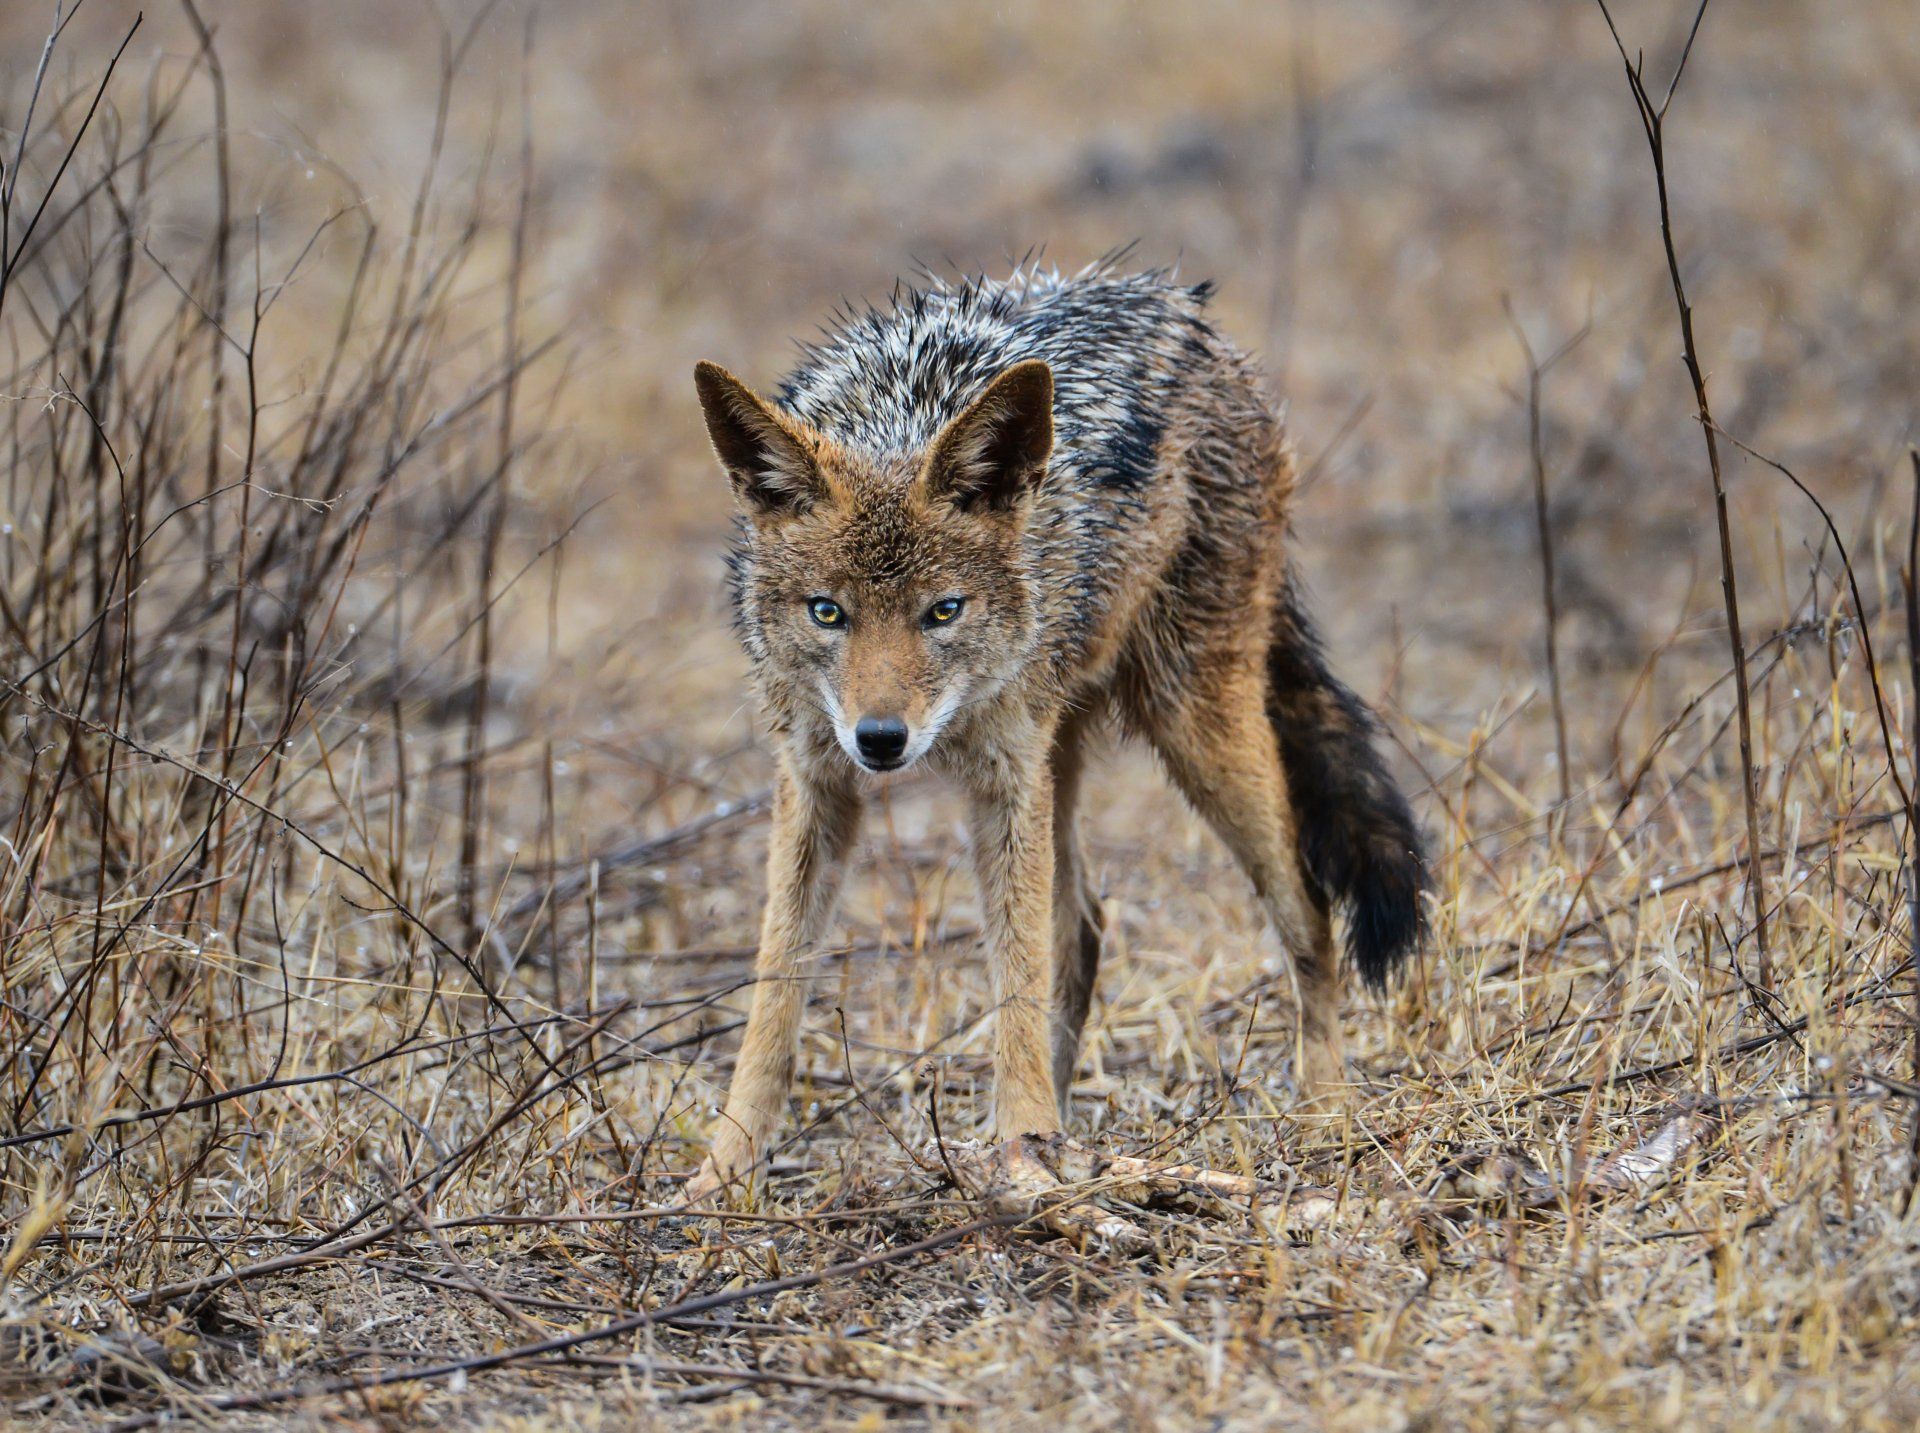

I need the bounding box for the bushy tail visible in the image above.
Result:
[1267,575,1426,991]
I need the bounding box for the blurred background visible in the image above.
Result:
[14,0,1917,770]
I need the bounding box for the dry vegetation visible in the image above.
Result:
[3,1,1920,1427]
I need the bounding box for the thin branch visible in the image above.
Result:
[1594,0,1769,984]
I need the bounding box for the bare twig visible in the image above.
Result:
[1502,298,1589,805]
[1906,449,1920,1213]
[1596,0,1770,984]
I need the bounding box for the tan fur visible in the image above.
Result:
[696,753,863,1192]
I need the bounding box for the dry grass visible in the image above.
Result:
[3,1,1919,1427]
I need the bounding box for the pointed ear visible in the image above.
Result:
[922,360,1054,512]
[693,361,824,514]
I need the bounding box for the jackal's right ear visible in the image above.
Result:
[694,362,823,514]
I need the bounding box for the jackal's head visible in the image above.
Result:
[695,359,1053,773]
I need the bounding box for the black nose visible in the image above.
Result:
[854,715,909,767]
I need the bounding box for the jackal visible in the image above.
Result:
[686,261,1424,1200]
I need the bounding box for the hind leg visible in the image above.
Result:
[1049,712,1105,1118]
[1128,657,1346,1105]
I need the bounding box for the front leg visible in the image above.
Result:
[687,753,861,1201]
[964,726,1063,1141]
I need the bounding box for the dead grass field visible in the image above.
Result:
[4,1,1920,1427]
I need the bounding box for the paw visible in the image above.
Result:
[680,1159,727,1207]
[681,1141,754,1207]
[934,1133,1150,1252]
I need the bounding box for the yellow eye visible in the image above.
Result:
[925,598,965,626]
[808,598,845,628]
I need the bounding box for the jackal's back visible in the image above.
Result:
[777,263,1211,485]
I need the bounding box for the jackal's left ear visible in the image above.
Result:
[922,360,1053,512]
[694,361,824,514]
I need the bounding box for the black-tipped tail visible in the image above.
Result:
[1267,576,1426,990]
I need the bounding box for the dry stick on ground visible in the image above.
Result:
[379,1161,547,1339]
[1596,0,1770,986]
[120,1000,636,1313]
[515,1355,972,1411]
[104,1216,1013,1430]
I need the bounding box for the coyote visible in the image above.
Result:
[686,262,1424,1201]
